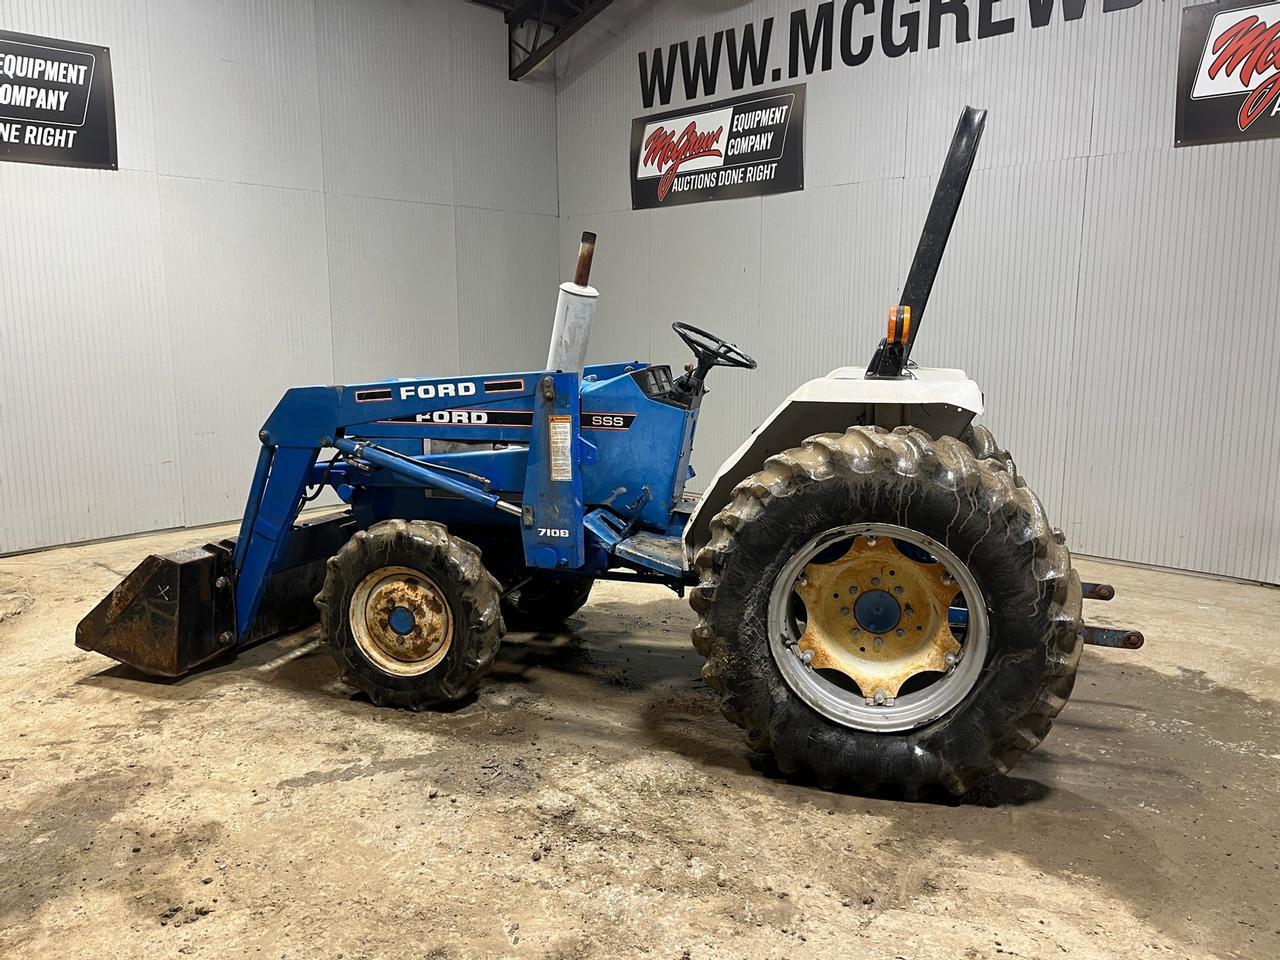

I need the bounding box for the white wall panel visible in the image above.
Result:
[326,194,460,383]
[455,208,561,373]
[159,176,332,526]
[315,0,455,204]
[1090,0,1186,157]
[915,158,1089,516]
[0,166,181,551]
[148,0,324,190]
[1064,145,1280,582]
[555,3,665,218]
[1,2,561,551]
[646,197,763,483]
[758,178,910,385]
[804,53,911,189]
[903,21,1099,179]
[449,1,559,215]
[559,211,652,366]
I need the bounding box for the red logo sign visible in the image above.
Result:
[641,120,725,201]
[631,85,804,209]
[1192,2,1280,131]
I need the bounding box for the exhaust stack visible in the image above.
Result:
[546,231,599,375]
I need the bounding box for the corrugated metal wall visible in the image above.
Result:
[0,0,561,553]
[554,0,1280,583]
[3,0,1276,584]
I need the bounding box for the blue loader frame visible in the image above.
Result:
[230,360,701,651]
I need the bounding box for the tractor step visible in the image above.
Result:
[613,530,685,578]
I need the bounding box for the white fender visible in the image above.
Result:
[682,365,985,562]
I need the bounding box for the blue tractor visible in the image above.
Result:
[78,108,1141,794]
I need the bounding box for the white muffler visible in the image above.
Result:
[546,231,598,376]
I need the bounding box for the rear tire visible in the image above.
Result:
[959,422,1021,484]
[316,519,503,709]
[690,426,1081,795]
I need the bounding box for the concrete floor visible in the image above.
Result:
[1,524,1277,960]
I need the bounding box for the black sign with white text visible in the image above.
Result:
[0,29,117,169]
[630,84,805,209]
[1176,0,1280,146]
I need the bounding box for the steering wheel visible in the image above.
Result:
[671,322,758,386]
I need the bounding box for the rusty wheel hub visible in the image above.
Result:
[349,566,453,677]
[768,524,990,733]
[794,534,962,702]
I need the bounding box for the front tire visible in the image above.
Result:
[690,426,1081,795]
[316,519,503,709]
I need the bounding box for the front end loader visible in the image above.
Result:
[78,107,1143,795]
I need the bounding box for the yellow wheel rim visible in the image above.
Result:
[794,534,961,701]
[768,524,990,733]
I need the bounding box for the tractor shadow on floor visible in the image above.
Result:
[77,624,1060,809]
[636,687,1056,808]
[77,623,331,693]
[488,624,700,692]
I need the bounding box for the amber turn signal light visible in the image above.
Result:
[887,305,912,346]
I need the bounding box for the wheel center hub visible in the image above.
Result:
[853,589,900,633]
[388,605,416,636]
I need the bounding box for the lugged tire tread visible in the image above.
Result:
[690,425,1082,795]
[959,422,1023,487]
[316,519,503,709]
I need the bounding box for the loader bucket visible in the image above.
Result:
[75,543,236,677]
[76,513,351,678]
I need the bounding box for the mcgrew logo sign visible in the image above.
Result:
[1179,0,1280,145]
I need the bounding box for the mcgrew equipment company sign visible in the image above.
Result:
[630,84,805,209]
[0,29,117,169]
[1177,0,1280,145]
